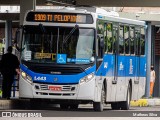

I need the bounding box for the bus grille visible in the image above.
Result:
[35,92,75,96]
[39,84,76,91]
[34,84,77,96]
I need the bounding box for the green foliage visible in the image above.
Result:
[107,23,112,32]
[140,39,145,46]
[0,90,2,97]
[124,26,129,33]
[107,37,112,50]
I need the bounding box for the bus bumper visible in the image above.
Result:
[19,76,95,101]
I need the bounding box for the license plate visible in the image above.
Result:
[48,86,62,91]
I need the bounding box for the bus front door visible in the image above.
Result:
[110,26,119,101]
[132,30,140,100]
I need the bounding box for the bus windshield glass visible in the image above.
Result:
[21,26,95,64]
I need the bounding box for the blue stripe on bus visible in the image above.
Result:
[20,54,146,84]
[96,54,146,77]
[96,54,114,76]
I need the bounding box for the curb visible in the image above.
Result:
[130,98,160,107]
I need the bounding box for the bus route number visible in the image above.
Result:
[35,14,46,21]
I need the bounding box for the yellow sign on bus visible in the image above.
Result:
[34,14,85,23]
[35,53,56,60]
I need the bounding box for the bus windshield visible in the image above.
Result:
[21,25,95,64]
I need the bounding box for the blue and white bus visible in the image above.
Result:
[17,6,146,111]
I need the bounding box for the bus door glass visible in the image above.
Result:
[135,28,141,99]
[138,27,146,99]
[135,28,141,82]
[112,24,119,82]
[108,24,119,101]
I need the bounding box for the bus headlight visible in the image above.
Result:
[21,71,32,84]
[80,73,94,84]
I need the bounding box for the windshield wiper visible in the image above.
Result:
[63,25,79,45]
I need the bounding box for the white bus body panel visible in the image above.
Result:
[19,76,33,98]
[19,75,96,101]
[105,77,128,102]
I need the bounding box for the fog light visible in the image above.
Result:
[35,85,40,90]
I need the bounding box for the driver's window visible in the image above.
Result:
[97,20,105,58]
[97,35,104,58]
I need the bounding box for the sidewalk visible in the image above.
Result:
[130,98,160,107]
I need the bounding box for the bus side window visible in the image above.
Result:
[119,25,124,54]
[97,20,105,58]
[113,25,118,54]
[98,34,104,58]
[105,23,113,53]
[140,27,145,55]
[124,26,129,54]
[130,26,135,55]
[135,28,140,56]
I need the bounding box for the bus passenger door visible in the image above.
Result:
[133,29,141,100]
[110,25,119,101]
[113,26,118,83]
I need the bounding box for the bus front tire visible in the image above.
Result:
[121,84,131,110]
[93,85,105,112]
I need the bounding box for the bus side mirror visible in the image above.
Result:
[98,35,104,49]
[97,34,104,58]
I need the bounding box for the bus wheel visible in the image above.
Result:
[121,84,131,110]
[93,85,105,112]
[111,102,120,110]
[60,104,69,109]
[70,104,79,109]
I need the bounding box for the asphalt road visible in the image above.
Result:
[0,104,160,119]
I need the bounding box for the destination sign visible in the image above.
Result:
[26,12,93,24]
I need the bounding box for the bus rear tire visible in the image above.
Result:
[93,85,105,112]
[121,84,131,110]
